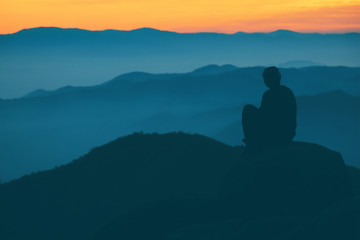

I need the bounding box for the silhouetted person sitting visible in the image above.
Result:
[242,66,297,151]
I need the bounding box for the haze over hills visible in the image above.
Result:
[0,132,358,240]
[0,65,359,182]
[0,27,359,98]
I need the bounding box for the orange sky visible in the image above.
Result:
[0,0,359,34]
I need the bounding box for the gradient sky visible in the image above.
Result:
[1,0,360,34]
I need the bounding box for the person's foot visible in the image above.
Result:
[243,140,264,155]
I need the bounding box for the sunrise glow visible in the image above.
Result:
[0,0,360,34]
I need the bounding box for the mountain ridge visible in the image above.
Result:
[19,65,360,100]
[3,27,360,36]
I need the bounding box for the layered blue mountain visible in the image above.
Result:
[1,27,359,98]
[0,133,358,240]
[0,65,359,182]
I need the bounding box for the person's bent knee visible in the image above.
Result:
[242,104,258,115]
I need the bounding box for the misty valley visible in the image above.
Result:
[0,65,359,182]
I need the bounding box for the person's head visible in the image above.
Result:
[263,66,281,89]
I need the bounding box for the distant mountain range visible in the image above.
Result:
[1,27,359,98]
[23,65,360,98]
[0,132,358,240]
[0,65,359,182]
[278,60,323,68]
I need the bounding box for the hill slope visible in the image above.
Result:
[0,133,242,240]
[0,133,358,240]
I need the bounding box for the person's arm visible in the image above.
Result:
[289,89,297,113]
[259,91,269,111]
[287,88,297,129]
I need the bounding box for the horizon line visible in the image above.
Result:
[2,26,360,35]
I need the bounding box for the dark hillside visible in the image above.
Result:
[0,133,358,240]
[0,133,242,240]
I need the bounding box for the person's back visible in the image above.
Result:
[260,84,297,145]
